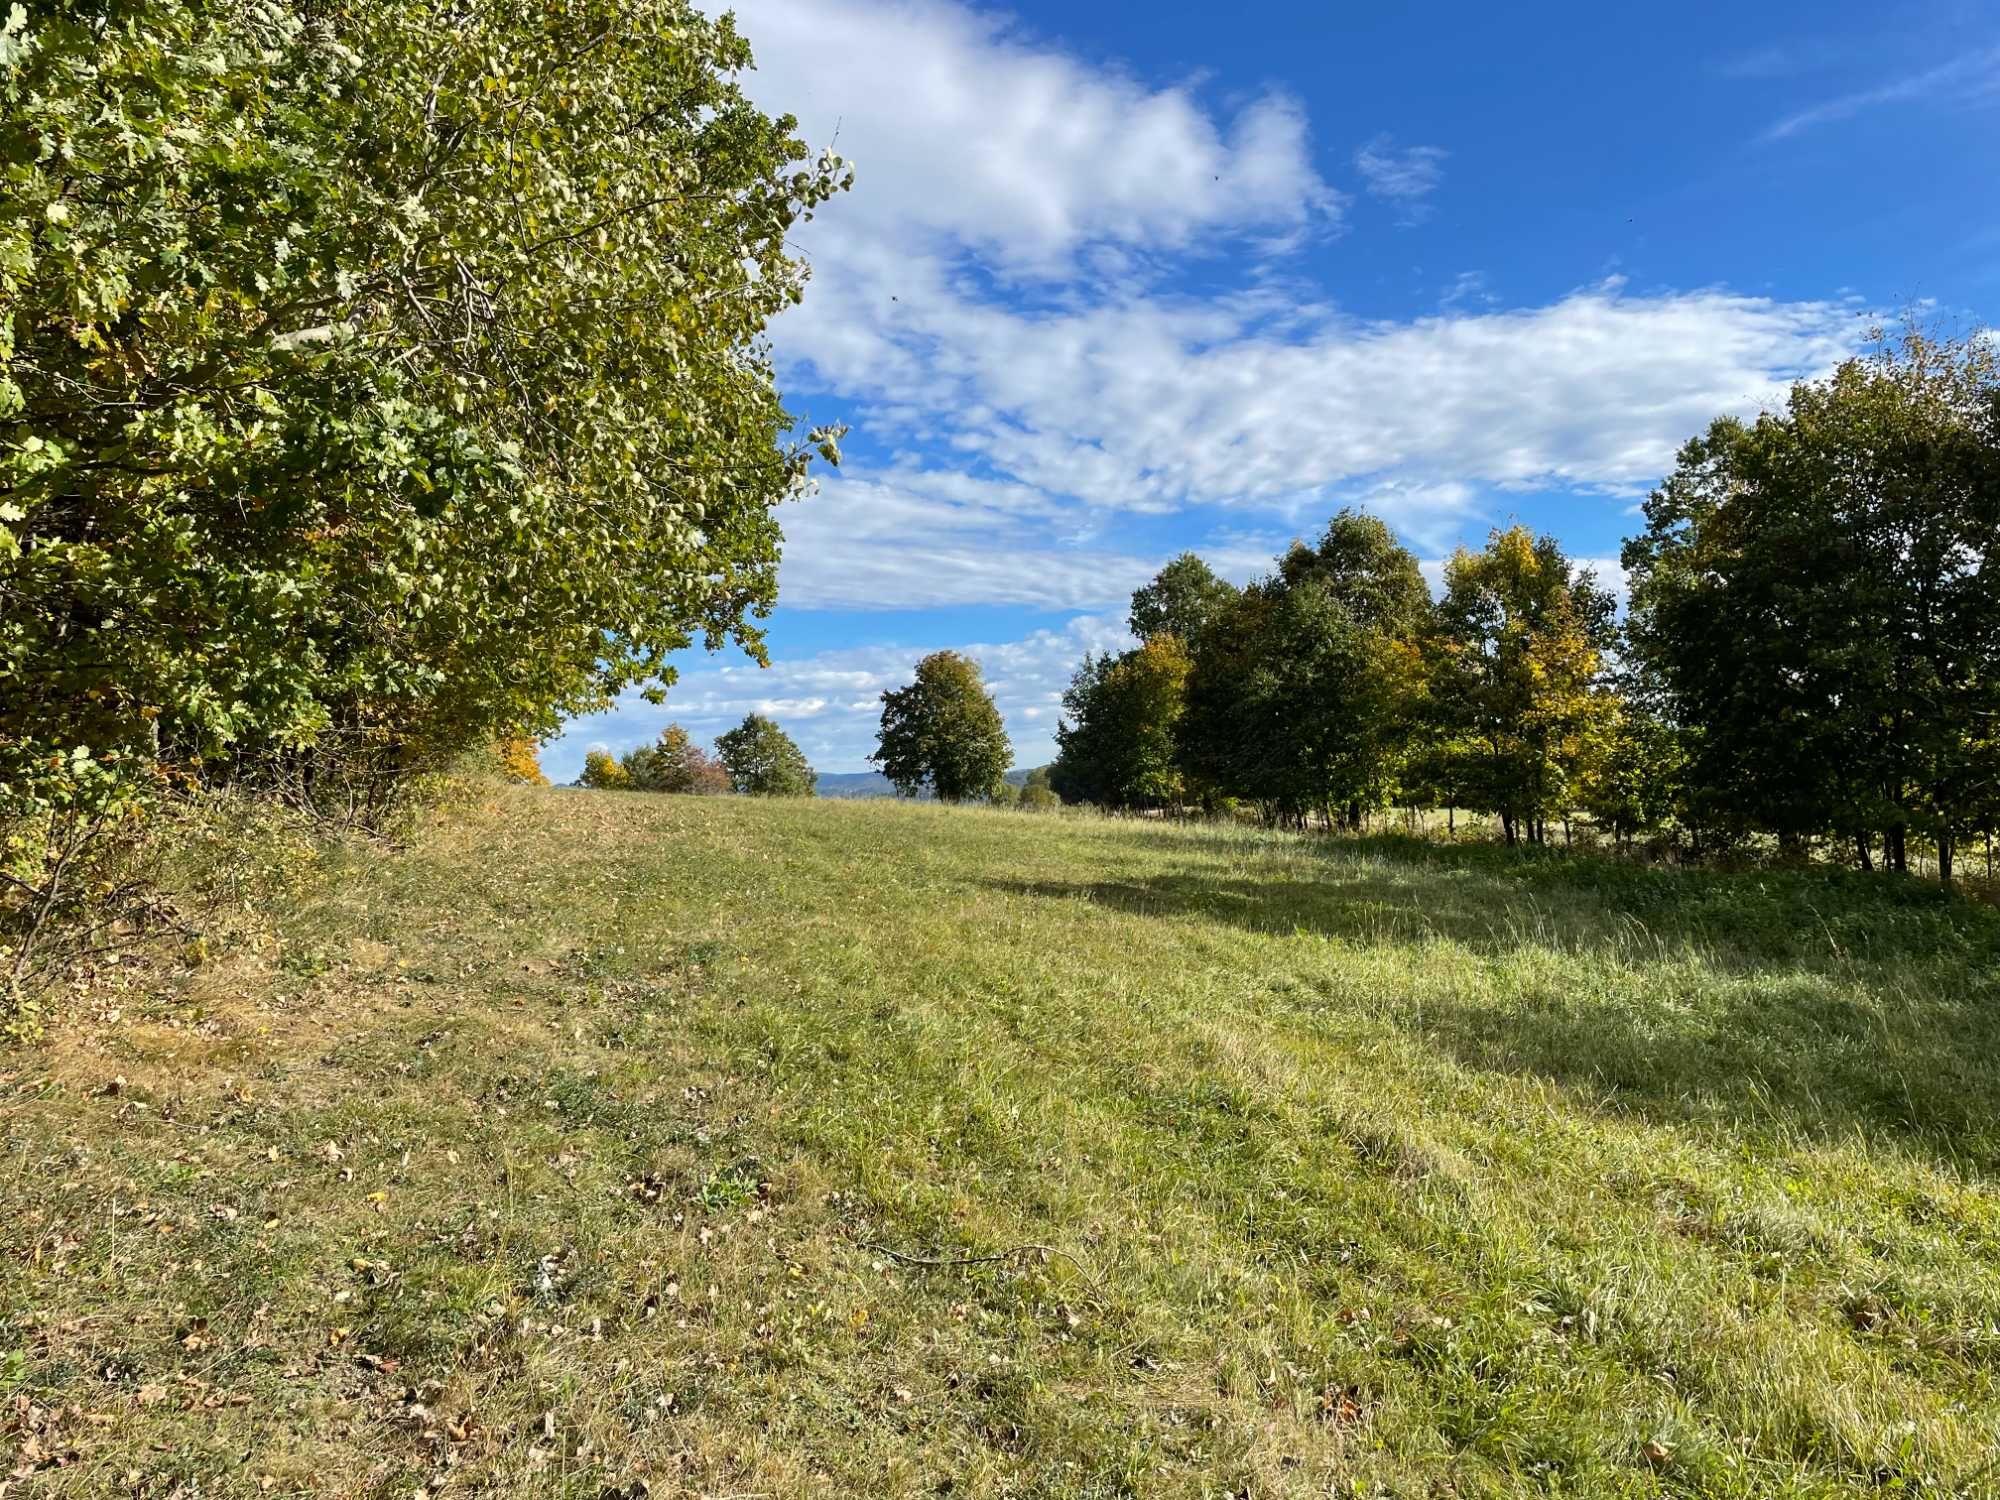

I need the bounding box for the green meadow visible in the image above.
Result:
[8,786,2000,1497]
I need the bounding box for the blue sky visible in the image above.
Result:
[547,0,2000,782]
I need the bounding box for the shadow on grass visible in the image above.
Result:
[983,838,2000,1173]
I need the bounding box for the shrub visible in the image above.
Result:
[496,737,550,787]
[578,751,631,791]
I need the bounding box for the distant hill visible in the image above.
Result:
[813,770,903,799]
[815,767,1045,799]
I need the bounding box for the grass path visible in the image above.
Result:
[7,786,2000,1497]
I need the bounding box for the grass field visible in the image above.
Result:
[8,785,2000,1497]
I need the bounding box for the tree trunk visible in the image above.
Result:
[1939,832,1955,891]
[1887,824,1908,874]
[1856,832,1873,872]
[1500,809,1516,846]
[1347,798,1362,833]
[1448,806,1455,837]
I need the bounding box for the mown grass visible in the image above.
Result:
[6,785,2000,1497]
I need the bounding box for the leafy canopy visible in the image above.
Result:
[1128,553,1239,648]
[1180,512,1428,825]
[624,725,730,796]
[873,652,1011,803]
[715,715,815,798]
[1423,527,1617,843]
[1052,635,1191,810]
[0,0,849,823]
[1624,329,2000,876]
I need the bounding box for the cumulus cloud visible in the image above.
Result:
[722,0,1337,270]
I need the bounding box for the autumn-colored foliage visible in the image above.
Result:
[625,726,731,795]
[496,736,549,786]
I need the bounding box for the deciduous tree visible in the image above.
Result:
[1129,554,1239,648]
[624,726,729,795]
[0,0,849,832]
[873,653,1011,802]
[1181,512,1428,828]
[1051,635,1192,810]
[578,750,630,791]
[715,716,816,797]
[1423,527,1617,845]
[1624,329,2000,883]
[496,736,549,786]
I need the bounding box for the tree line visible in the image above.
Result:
[580,715,816,798]
[1052,332,2000,886]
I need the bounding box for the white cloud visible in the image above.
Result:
[564,0,1889,783]
[785,270,1863,519]
[722,0,1337,271]
[1353,135,1449,224]
[777,470,1151,610]
[717,0,1866,552]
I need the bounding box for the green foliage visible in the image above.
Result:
[1051,635,1191,810]
[1577,699,1686,845]
[1018,781,1061,812]
[872,651,1011,802]
[578,749,629,791]
[1422,526,1617,845]
[1181,512,1429,826]
[715,715,815,797]
[1625,329,2000,881]
[0,0,849,834]
[624,725,729,795]
[1128,552,1239,647]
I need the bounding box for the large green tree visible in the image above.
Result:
[714,715,815,797]
[1051,634,1192,810]
[0,0,848,827]
[1422,527,1618,846]
[873,652,1011,802]
[1624,330,2000,882]
[1128,553,1239,648]
[1180,512,1429,827]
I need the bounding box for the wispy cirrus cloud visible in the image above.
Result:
[1713,39,1852,81]
[1761,44,2000,141]
[1353,134,1449,225]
